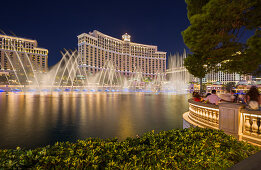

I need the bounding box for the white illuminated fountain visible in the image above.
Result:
[163,51,190,93]
[0,49,190,93]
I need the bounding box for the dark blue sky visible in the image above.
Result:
[1,0,189,66]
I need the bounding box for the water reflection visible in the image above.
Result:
[0,93,189,149]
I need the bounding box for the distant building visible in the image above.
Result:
[204,70,248,84]
[0,34,48,73]
[206,84,223,93]
[78,30,166,78]
[252,65,261,82]
[193,69,252,84]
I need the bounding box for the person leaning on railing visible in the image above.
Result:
[203,90,221,105]
[244,86,261,111]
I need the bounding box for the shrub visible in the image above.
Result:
[0,127,259,169]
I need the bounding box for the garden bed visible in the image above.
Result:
[0,127,259,169]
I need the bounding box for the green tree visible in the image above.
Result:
[182,0,261,78]
[184,54,208,93]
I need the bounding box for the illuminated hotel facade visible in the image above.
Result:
[0,34,48,74]
[78,30,166,78]
[201,65,252,84]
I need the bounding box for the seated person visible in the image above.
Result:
[204,90,220,105]
[244,86,261,110]
[202,93,211,103]
[205,93,211,98]
[192,92,201,102]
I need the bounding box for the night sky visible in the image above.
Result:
[1,0,189,66]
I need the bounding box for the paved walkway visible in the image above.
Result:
[230,151,261,170]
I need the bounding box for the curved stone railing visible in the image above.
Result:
[183,99,261,146]
[187,99,219,129]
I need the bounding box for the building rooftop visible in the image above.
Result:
[78,30,165,51]
[0,34,37,43]
[0,34,48,51]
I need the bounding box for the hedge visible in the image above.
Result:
[0,127,259,169]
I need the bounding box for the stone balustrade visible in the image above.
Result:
[183,99,261,146]
[187,99,219,129]
[241,109,261,145]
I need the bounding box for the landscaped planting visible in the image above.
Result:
[0,127,259,169]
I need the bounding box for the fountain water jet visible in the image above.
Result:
[0,48,190,93]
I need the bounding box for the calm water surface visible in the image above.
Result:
[0,93,189,149]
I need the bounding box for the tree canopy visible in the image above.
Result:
[182,0,261,78]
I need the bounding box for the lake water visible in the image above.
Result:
[0,93,189,149]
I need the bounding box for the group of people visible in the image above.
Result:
[192,86,261,111]
[192,90,220,105]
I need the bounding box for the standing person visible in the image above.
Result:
[204,90,220,105]
[245,86,261,110]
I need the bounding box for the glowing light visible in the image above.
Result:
[122,33,131,42]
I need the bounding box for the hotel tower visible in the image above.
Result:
[78,30,166,78]
[0,34,48,74]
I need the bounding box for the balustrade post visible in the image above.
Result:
[219,103,244,140]
[257,117,261,134]
[252,117,258,134]
[244,116,251,133]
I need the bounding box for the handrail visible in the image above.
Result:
[188,99,219,109]
[241,109,261,115]
[188,99,219,129]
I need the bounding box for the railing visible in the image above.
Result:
[241,109,261,145]
[188,99,219,129]
[184,99,261,146]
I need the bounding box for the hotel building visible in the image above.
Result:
[193,70,252,84]
[78,30,166,78]
[204,70,241,83]
[0,34,48,74]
